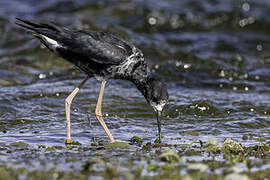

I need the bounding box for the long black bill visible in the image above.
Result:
[156,111,162,143]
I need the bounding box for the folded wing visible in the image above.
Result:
[16,18,134,66]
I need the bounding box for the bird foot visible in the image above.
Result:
[65,139,72,144]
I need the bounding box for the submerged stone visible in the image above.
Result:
[222,138,244,153]
[159,148,180,162]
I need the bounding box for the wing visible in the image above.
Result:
[16,18,134,65]
[69,30,134,65]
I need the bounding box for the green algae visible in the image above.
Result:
[71,141,81,146]
[91,137,108,146]
[154,137,161,144]
[129,136,143,147]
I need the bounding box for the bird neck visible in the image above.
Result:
[131,75,150,102]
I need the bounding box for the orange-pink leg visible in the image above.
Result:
[95,80,115,142]
[65,76,89,144]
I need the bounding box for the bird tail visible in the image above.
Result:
[16,18,60,33]
[16,18,62,39]
[15,18,68,52]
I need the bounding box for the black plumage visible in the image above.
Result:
[16,18,169,143]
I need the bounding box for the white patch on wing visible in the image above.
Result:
[42,35,60,48]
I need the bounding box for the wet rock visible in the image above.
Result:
[159,148,180,162]
[202,138,220,153]
[222,138,244,153]
[104,141,130,148]
[224,173,250,180]
[187,163,209,173]
[182,174,193,180]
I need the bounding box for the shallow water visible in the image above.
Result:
[0,0,270,174]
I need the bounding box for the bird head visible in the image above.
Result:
[145,75,169,113]
[144,74,169,142]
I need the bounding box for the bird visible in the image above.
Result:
[15,18,169,144]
